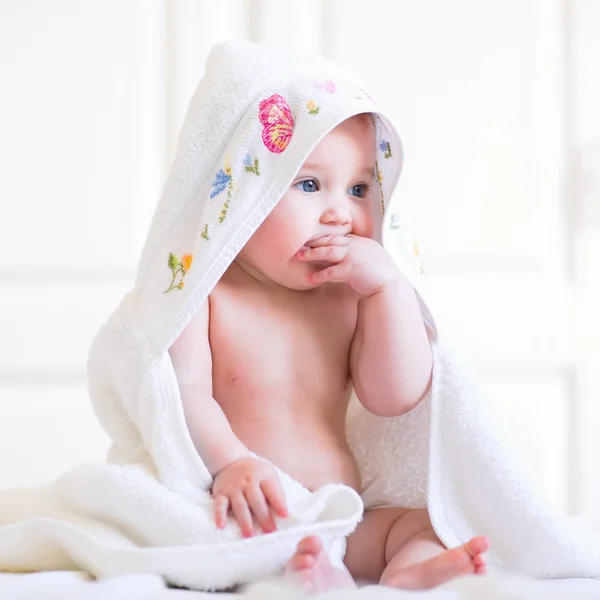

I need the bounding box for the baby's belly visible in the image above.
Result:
[226,409,361,492]
[208,276,361,492]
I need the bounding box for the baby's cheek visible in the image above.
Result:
[353,211,376,239]
[264,214,309,254]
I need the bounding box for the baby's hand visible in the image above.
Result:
[297,234,399,296]
[212,456,289,537]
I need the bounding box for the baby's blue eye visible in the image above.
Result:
[349,184,369,198]
[295,179,319,193]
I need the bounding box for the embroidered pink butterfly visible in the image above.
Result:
[313,79,336,94]
[258,94,294,153]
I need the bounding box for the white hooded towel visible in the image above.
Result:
[0,40,599,591]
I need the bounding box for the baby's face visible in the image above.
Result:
[237,115,377,290]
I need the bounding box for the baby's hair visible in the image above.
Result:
[354,112,376,129]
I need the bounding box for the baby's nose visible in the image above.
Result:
[320,205,352,226]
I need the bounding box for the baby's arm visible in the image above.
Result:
[168,298,288,536]
[296,233,433,416]
[168,298,248,475]
[350,274,433,418]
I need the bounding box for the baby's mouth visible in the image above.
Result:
[299,239,318,252]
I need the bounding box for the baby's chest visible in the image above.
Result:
[208,288,357,388]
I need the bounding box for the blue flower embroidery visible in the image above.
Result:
[244,153,260,175]
[379,140,392,159]
[210,168,231,198]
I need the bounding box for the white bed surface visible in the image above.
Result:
[0,571,229,599]
[1,571,599,599]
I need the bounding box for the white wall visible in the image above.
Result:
[0,0,599,516]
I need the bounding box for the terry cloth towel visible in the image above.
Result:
[1,40,599,591]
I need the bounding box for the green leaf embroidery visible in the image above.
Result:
[219,186,232,224]
[244,156,260,176]
[168,252,179,270]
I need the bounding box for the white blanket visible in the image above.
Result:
[1,571,599,600]
[1,40,599,591]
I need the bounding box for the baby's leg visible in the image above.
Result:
[344,507,489,590]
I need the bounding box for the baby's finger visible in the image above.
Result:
[305,235,351,248]
[260,478,289,518]
[298,245,348,263]
[213,494,229,529]
[231,493,254,538]
[244,485,275,533]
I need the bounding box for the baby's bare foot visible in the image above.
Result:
[285,536,356,593]
[382,535,490,590]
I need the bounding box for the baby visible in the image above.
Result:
[168,112,489,592]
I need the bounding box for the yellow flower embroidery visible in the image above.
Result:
[164,252,193,293]
[413,243,425,275]
[181,254,192,272]
[306,100,320,115]
[219,157,234,224]
[375,160,385,215]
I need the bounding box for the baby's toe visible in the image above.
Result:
[466,536,490,558]
[473,553,486,568]
[296,535,323,556]
[298,554,316,570]
[288,553,315,572]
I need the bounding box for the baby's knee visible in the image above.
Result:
[392,508,432,537]
[385,508,437,561]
